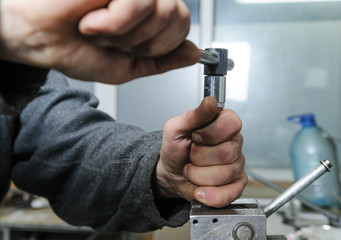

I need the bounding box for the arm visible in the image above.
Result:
[12,71,247,231]
[12,70,189,232]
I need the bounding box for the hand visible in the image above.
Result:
[156,97,248,208]
[79,0,191,57]
[0,0,200,84]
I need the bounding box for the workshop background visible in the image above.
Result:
[1,0,341,239]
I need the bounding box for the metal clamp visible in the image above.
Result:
[190,160,332,240]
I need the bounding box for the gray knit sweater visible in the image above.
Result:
[0,62,190,232]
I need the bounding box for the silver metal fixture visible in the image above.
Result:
[199,48,234,109]
[200,49,234,71]
[264,159,332,218]
[246,163,341,227]
[190,160,332,240]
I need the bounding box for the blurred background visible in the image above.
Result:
[6,0,335,239]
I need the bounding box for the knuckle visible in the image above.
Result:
[217,142,240,164]
[228,165,240,179]
[230,141,242,161]
[176,16,190,37]
[163,119,172,132]
[240,154,246,167]
[216,148,232,164]
[224,166,238,183]
[237,133,244,145]
[215,191,236,208]
[224,109,242,133]
[241,172,249,186]
[230,189,243,202]
[159,0,177,20]
[163,116,179,134]
[132,0,155,13]
[179,1,190,21]
[214,167,234,185]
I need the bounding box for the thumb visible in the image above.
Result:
[179,97,219,133]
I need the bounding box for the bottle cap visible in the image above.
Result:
[287,114,316,127]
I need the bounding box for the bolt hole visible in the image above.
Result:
[192,219,198,225]
[212,218,218,224]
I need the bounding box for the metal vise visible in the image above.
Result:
[190,160,332,240]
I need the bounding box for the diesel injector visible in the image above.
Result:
[199,48,234,109]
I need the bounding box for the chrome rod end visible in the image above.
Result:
[320,159,332,172]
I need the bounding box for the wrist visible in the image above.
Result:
[153,159,185,199]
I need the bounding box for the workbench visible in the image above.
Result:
[0,205,93,240]
[0,205,151,240]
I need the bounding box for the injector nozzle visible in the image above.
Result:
[199,48,233,109]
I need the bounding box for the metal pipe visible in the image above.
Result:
[246,168,341,227]
[204,76,226,109]
[200,49,219,65]
[199,49,234,71]
[245,169,341,224]
[263,159,332,218]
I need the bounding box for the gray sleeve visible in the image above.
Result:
[11,70,190,232]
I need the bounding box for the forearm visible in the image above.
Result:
[11,71,189,231]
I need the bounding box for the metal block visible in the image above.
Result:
[190,199,267,240]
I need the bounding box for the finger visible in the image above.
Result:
[131,40,201,79]
[83,0,179,50]
[115,0,178,48]
[163,97,219,139]
[192,109,242,146]
[184,154,245,186]
[190,134,243,166]
[31,0,111,21]
[150,40,201,74]
[194,172,249,208]
[79,0,155,35]
[132,0,191,57]
[61,41,199,85]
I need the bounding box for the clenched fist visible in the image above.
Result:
[156,97,248,207]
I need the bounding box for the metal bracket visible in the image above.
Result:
[190,160,332,240]
[190,199,267,240]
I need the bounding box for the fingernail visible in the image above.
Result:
[196,190,206,200]
[192,133,202,144]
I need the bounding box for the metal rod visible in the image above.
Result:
[200,49,219,65]
[199,49,234,71]
[246,167,341,226]
[263,159,332,218]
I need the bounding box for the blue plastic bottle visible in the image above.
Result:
[288,114,340,209]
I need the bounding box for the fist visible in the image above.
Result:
[156,97,248,208]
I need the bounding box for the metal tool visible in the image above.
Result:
[190,160,333,240]
[246,165,341,227]
[199,48,234,109]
